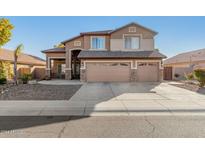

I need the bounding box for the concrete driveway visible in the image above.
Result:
[1,82,205,116]
[66,82,205,115]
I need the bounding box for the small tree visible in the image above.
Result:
[0,18,14,47]
[13,44,24,85]
[54,43,65,48]
[193,69,205,87]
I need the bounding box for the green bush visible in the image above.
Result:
[0,62,7,84]
[0,77,6,84]
[193,69,205,87]
[20,73,32,84]
[174,73,180,78]
[185,72,194,80]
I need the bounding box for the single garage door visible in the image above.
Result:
[137,62,159,82]
[86,62,130,82]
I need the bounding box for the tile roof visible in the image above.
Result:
[164,48,205,65]
[80,30,113,35]
[41,47,66,53]
[61,35,81,44]
[0,48,45,66]
[61,22,158,44]
[78,50,166,59]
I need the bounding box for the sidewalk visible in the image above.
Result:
[1,99,205,116]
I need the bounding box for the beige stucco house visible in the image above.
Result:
[42,22,166,82]
[0,48,46,79]
[164,48,205,80]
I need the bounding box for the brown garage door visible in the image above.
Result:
[137,62,159,82]
[86,62,130,82]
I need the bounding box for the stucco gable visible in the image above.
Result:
[110,22,157,39]
[110,22,158,35]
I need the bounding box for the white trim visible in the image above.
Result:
[90,36,106,50]
[80,60,162,70]
[47,57,66,69]
[69,48,83,51]
[123,34,142,51]
[80,61,86,70]
[136,59,161,62]
[80,60,137,70]
[88,48,108,51]
[159,62,163,69]
[65,68,72,70]
[135,61,138,69]
[47,57,65,60]
[135,60,162,69]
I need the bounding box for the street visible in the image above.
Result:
[0,115,205,137]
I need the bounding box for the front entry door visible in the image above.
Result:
[72,59,80,79]
[71,50,81,79]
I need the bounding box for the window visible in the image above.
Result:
[91,37,105,49]
[129,27,136,32]
[124,36,140,49]
[111,63,119,66]
[120,63,129,66]
[138,63,147,66]
[148,63,157,66]
[74,41,81,47]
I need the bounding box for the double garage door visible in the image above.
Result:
[86,62,159,82]
[86,62,130,82]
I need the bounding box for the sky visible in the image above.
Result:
[1,16,205,59]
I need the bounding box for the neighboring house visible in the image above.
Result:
[42,22,166,82]
[0,48,46,79]
[164,48,205,80]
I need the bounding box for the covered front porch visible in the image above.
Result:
[49,58,66,79]
[43,48,81,80]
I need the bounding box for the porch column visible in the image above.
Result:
[45,56,51,78]
[80,60,86,82]
[130,60,137,82]
[65,50,71,80]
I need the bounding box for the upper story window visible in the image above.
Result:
[124,36,140,49]
[91,36,105,49]
[129,27,136,32]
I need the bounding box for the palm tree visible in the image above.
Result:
[13,44,24,85]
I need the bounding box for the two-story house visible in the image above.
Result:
[42,22,166,82]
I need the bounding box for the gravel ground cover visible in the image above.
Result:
[171,81,205,94]
[0,84,81,100]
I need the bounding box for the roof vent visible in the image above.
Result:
[129,27,136,32]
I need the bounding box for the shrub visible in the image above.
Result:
[174,73,180,78]
[6,63,13,79]
[193,69,205,87]
[185,72,194,80]
[20,73,32,84]
[0,72,6,84]
[0,77,6,84]
[45,75,51,80]
[0,61,7,84]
